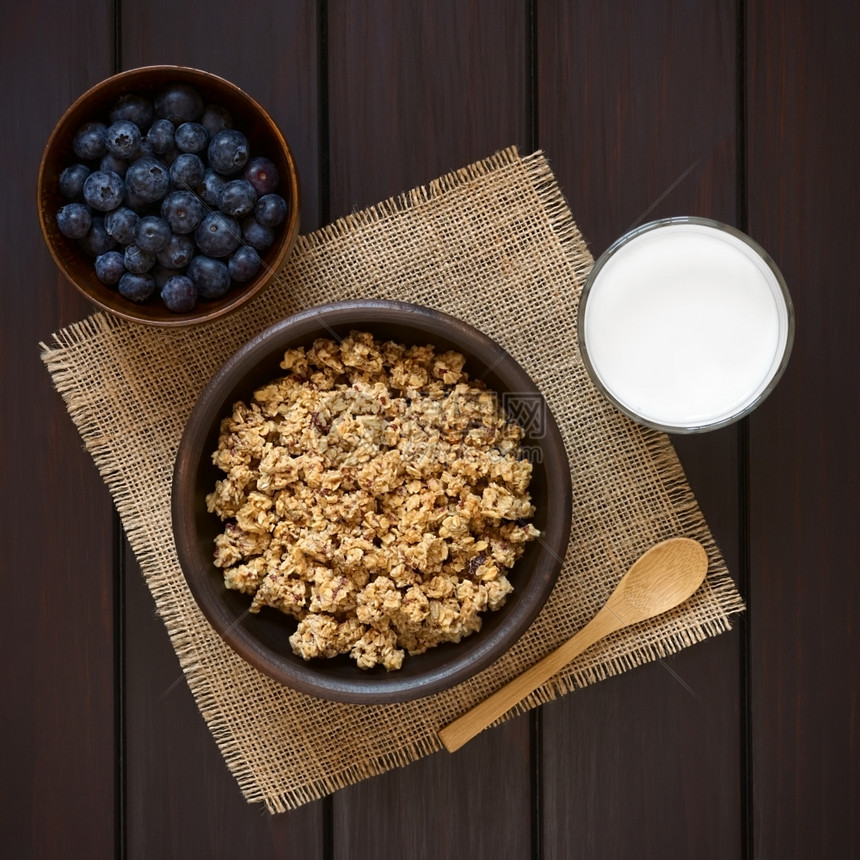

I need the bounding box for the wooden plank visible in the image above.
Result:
[537,637,743,858]
[327,0,531,219]
[118,2,326,854]
[124,550,322,856]
[746,1,860,855]
[325,2,535,856]
[536,2,744,856]
[0,4,118,858]
[538,1,739,258]
[333,715,534,858]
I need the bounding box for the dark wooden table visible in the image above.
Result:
[4,2,858,857]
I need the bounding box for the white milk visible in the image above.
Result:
[580,221,792,431]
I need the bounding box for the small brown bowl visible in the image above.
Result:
[37,65,300,327]
[172,300,573,703]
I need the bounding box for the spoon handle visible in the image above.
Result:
[438,607,620,753]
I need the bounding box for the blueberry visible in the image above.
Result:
[123,243,156,274]
[56,202,92,239]
[196,168,225,206]
[125,157,171,205]
[207,129,249,176]
[195,211,241,257]
[174,122,208,153]
[145,118,175,155]
[169,152,205,191]
[255,193,287,227]
[104,206,139,244]
[118,272,155,303]
[157,232,195,269]
[241,216,274,251]
[153,265,183,291]
[228,245,261,282]
[161,190,205,234]
[72,121,107,160]
[82,169,125,212]
[128,136,156,162]
[123,186,148,213]
[134,215,171,253]
[154,84,203,125]
[200,104,233,137]
[243,156,279,195]
[58,164,91,199]
[105,120,141,159]
[219,179,257,218]
[94,250,126,285]
[161,274,198,313]
[188,254,231,298]
[109,93,154,131]
[79,216,115,257]
[160,146,180,168]
[99,152,128,177]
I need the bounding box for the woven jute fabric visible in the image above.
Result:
[41,147,744,813]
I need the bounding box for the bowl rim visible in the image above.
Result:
[37,64,301,327]
[171,299,573,703]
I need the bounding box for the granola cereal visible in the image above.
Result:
[206,331,540,671]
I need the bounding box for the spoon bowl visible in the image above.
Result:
[601,537,708,625]
[438,537,708,752]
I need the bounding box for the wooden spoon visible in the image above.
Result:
[438,537,709,753]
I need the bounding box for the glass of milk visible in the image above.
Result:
[578,217,794,433]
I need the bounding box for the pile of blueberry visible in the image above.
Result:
[54,83,289,314]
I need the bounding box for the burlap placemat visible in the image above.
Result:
[41,147,744,813]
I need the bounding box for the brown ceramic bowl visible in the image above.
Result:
[172,300,572,703]
[37,65,300,327]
